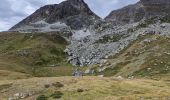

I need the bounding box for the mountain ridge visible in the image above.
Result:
[9,0,100,31]
[10,0,170,31]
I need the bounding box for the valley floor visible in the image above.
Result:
[0,76,170,100]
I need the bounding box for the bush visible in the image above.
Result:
[44,84,50,88]
[95,34,124,44]
[160,16,170,23]
[77,88,84,92]
[36,95,48,100]
[50,91,63,99]
[52,82,64,88]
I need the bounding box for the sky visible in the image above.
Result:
[0,0,139,31]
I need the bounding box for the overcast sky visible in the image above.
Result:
[0,0,139,31]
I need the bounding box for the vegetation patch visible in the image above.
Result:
[44,84,50,88]
[77,88,84,92]
[50,91,63,99]
[97,61,131,76]
[160,15,170,23]
[95,34,127,44]
[128,17,158,33]
[0,83,12,91]
[52,82,64,88]
[0,32,74,78]
[36,95,48,100]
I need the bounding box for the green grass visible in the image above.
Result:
[0,32,74,79]
[1,76,170,100]
[0,31,170,80]
[95,34,127,44]
[96,61,131,76]
[133,36,170,78]
[95,34,170,78]
[40,77,170,100]
[160,15,170,23]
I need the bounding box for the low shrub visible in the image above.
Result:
[50,91,63,99]
[44,84,50,88]
[52,82,64,88]
[77,88,84,92]
[36,95,48,100]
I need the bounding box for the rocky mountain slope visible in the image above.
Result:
[105,0,170,24]
[9,0,100,32]
[94,26,170,78]
[65,0,170,66]
[105,2,145,24]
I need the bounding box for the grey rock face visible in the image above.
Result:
[105,2,145,24]
[106,0,170,24]
[141,0,170,17]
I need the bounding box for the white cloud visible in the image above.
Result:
[85,0,139,18]
[45,0,66,4]
[0,0,139,31]
[0,16,23,32]
[85,0,119,18]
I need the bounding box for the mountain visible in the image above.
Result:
[4,0,170,71]
[105,2,145,24]
[105,0,170,24]
[9,0,100,32]
[1,0,170,99]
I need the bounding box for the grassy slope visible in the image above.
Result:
[0,32,75,80]
[0,76,170,100]
[0,31,170,99]
[1,32,170,80]
[1,32,170,99]
[95,34,170,79]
